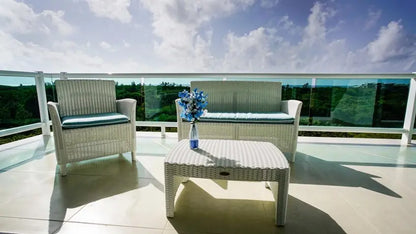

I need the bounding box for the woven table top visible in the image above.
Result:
[165,139,289,170]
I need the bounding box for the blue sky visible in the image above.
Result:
[1,0,415,73]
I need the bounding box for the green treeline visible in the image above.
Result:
[0,81,409,131]
[115,81,188,122]
[0,85,41,128]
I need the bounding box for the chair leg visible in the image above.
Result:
[59,164,67,176]
[131,151,136,162]
[265,181,271,189]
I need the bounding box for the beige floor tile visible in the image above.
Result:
[57,222,164,234]
[59,154,137,176]
[136,156,166,182]
[336,185,416,234]
[5,152,58,173]
[287,184,373,234]
[162,230,212,234]
[0,216,62,234]
[1,134,416,234]
[164,180,277,234]
[0,171,83,221]
[262,195,347,234]
[69,178,168,229]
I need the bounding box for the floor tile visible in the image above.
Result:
[0,171,83,221]
[0,217,62,234]
[0,134,415,234]
[69,178,167,229]
[57,222,164,234]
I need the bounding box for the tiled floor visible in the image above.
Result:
[0,133,415,234]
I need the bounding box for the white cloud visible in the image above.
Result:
[0,30,100,72]
[84,0,132,23]
[223,2,343,72]
[0,0,74,35]
[2,0,415,74]
[139,0,255,71]
[260,0,279,8]
[303,2,335,45]
[137,0,416,73]
[123,40,131,48]
[0,0,36,33]
[99,41,112,50]
[366,21,415,63]
[223,28,277,71]
[222,2,416,73]
[364,8,382,30]
[0,30,141,72]
[278,15,301,35]
[40,10,74,35]
[279,15,293,30]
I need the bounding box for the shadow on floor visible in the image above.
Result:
[291,153,401,198]
[168,181,346,234]
[48,156,141,234]
[0,135,54,172]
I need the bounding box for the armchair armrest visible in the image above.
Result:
[47,102,62,128]
[116,98,137,122]
[281,100,303,120]
[175,98,183,123]
[48,101,65,163]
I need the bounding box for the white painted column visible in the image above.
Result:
[401,76,416,145]
[35,71,51,136]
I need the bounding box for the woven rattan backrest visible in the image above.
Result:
[191,81,281,112]
[56,79,117,116]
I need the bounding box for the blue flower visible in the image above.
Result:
[178,88,208,122]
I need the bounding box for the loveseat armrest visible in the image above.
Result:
[116,98,137,123]
[281,100,303,120]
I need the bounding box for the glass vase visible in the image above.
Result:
[189,122,199,149]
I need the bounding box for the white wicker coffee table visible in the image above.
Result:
[164,139,290,226]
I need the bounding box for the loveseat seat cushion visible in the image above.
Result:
[199,112,294,124]
[61,112,129,129]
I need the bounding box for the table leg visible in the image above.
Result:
[165,167,186,217]
[276,168,290,226]
[165,167,175,217]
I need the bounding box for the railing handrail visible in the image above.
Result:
[1,70,414,79]
[0,70,40,77]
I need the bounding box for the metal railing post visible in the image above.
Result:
[161,125,166,138]
[401,75,416,145]
[60,72,68,80]
[35,71,51,136]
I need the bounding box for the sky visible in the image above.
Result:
[1,0,416,74]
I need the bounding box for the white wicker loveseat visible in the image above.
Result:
[176,81,302,162]
[48,80,137,176]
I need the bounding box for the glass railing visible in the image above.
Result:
[0,76,40,130]
[307,79,409,128]
[1,71,415,144]
[126,77,411,128]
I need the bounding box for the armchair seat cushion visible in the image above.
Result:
[198,112,294,124]
[61,112,129,129]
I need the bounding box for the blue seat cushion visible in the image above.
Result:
[198,112,294,124]
[62,112,129,129]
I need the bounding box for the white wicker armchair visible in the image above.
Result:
[48,80,136,176]
[176,81,302,162]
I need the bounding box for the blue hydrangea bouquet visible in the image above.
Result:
[178,88,208,123]
[178,88,208,149]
